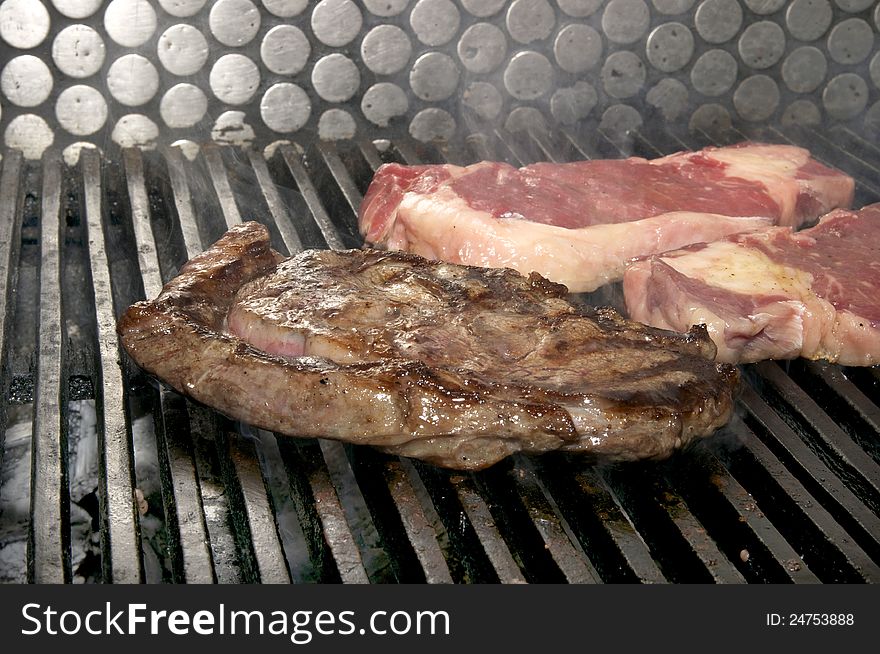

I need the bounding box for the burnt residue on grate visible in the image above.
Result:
[1,125,879,584]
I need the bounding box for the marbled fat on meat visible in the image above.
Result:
[117,222,740,470]
[623,204,880,365]
[359,143,854,292]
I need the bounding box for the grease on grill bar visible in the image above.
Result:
[1,127,879,584]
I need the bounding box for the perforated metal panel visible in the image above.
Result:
[0,0,878,157]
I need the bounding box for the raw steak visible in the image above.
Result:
[359,143,854,292]
[117,222,739,470]
[623,204,880,365]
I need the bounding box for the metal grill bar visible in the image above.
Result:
[81,149,141,583]
[30,159,67,583]
[755,362,880,503]
[203,146,242,230]
[0,152,23,464]
[154,148,291,583]
[740,384,880,569]
[279,145,345,251]
[121,148,215,584]
[247,150,303,256]
[6,121,878,585]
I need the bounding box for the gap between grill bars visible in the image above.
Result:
[0,125,878,584]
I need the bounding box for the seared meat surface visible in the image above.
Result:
[118,222,739,470]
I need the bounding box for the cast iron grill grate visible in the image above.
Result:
[0,125,879,584]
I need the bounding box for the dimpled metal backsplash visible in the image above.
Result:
[0,0,878,158]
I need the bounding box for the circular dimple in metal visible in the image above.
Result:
[505,107,548,133]
[160,83,208,128]
[108,54,159,107]
[364,0,410,17]
[554,24,603,74]
[646,78,689,121]
[556,0,602,17]
[462,82,503,120]
[694,0,743,44]
[651,0,695,14]
[212,110,255,145]
[835,0,874,11]
[782,47,827,93]
[1,56,53,107]
[62,142,99,167]
[646,23,694,73]
[506,0,555,44]
[312,54,361,103]
[823,73,868,120]
[875,3,880,31]
[210,0,261,47]
[504,51,554,100]
[158,24,209,76]
[734,75,780,122]
[601,51,646,99]
[362,83,409,127]
[689,104,731,135]
[52,0,103,19]
[410,108,456,142]
[457,23,506,74]
[312,0,363,47]
[159,0,207,17]
[411,0,460,46]
[871,52,880,89]
[261,25,310,75]
[602,0,650,45]
[738,21,786,70]
[781,99,822,127]
[786,0,832,42]
[261,0,305,16]
[318,109,356,141]
[827,19,874,65]
[55,85,107,135]
[104,0,157,48]
[4,115,53,160]
[362,25,412,75]
[599,104,643,136]
[210,54,260,105]
[410,52,459,101]
[550,82,598,125]
[52,26,106,79]
[1,0,51,49]
[112,114,159,149]
[261,83,311,133]
[460,0,507,17]
[691,50,737,97]
[743,0,785,14]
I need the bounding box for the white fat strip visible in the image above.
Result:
[661,241,815,302]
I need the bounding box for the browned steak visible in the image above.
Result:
[117,221,739,470]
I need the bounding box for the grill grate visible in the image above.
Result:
[1,126,879,584]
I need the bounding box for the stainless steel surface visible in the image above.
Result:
[0,0,878,155]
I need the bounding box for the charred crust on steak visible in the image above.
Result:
[117,221,739,470]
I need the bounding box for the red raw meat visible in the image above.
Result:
[623,203,880,365]
[359,143,854,292]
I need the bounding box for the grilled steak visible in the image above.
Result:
[624,204,880,365]
[359,142,854,292]
[118,222,739,470]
